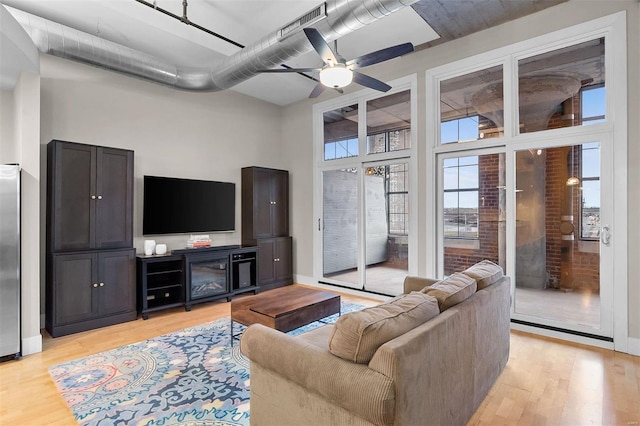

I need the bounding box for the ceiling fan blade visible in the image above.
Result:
[346,43,414,69]
[257,68,320,73]
[352,71,392,92]
[303,28,339,65]
[309,82,327,98]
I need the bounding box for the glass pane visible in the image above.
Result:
[367,133,386,154]
[458,165,479,189]
[581,180,600,239]
[364,162,410,296]
[323,169,359,288]
[324,104,358,161]
[518,38,605,133]
[442,153,505,275]
[440,65,504,144]
[582,86,606,119]
[443,165,458,190]
[582,144,600,178]
[367,90,411,154]
[514,145,600,329]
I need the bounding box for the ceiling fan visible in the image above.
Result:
[258,28,414,98]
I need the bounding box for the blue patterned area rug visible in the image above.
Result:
[49,302,364,426]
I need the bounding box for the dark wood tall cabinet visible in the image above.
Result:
[46,140,136,337]
[242,167,292,290]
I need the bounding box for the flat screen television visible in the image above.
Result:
[143,175,235,235]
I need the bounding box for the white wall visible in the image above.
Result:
[281,0,640,344]
[0,89,15,162]
[13,71,41,355]
[39,54,285,321]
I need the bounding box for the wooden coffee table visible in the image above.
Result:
[230,286,341,341]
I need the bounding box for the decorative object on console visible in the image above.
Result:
[144,239,156,255]
[46,140,135,338]
[155,244,167,255]
[186,234,212,249]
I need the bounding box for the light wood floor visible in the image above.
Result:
[1,285,638,425]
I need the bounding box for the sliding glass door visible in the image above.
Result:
[315,81,416,295]
[322,167,360,289]
[363,162,410,295]
[511,141,612,337]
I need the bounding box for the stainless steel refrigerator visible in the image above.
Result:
[0,164,20,360]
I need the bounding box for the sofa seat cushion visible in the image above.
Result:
[421,272,477,311]
[328,292,439,364]
[462,260,504,290]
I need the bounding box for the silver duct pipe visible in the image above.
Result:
[6,0,418,92]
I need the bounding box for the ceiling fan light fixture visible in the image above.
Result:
[320,65,353,88]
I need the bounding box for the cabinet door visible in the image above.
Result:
[98,250,135,316]
[51,142,96,251]
[271,170,289,237]
[53,253,96,325]
[274,237,293,282]
[257,239,276,285]
[253,168,275,238]
[95,148,133,249]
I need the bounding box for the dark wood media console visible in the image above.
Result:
[137,245,258,319]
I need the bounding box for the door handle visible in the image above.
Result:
[600,225,611,246]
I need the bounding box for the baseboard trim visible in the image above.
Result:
[628,337,640,356]
[21,334,42,356]
[293,274,314,286]
[510,322,614,351]
[295,278,389,302]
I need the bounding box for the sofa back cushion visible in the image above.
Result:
[462,260,504,290]
[421,272,477,311]
[328,292,439,364]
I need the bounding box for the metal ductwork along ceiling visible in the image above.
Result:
[5,0,418,92]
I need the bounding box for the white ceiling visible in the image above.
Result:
[0,0,440,105]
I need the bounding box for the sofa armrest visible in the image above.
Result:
[403,276,439,293]
[241,324,395,426]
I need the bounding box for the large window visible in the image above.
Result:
[323,103,358,161]
[443,156,479,239]
[440,65,504,144]
[367,90,411,154]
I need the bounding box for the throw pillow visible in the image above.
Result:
[461,260,504,290]
[329,292,439,364]
[421,272,477,311]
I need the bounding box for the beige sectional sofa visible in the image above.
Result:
[241,261,511,426]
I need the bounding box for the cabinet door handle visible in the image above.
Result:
[93,283,98,288]
[99,282,105,287]
[97,195,103,200]
[91,195,96,200]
